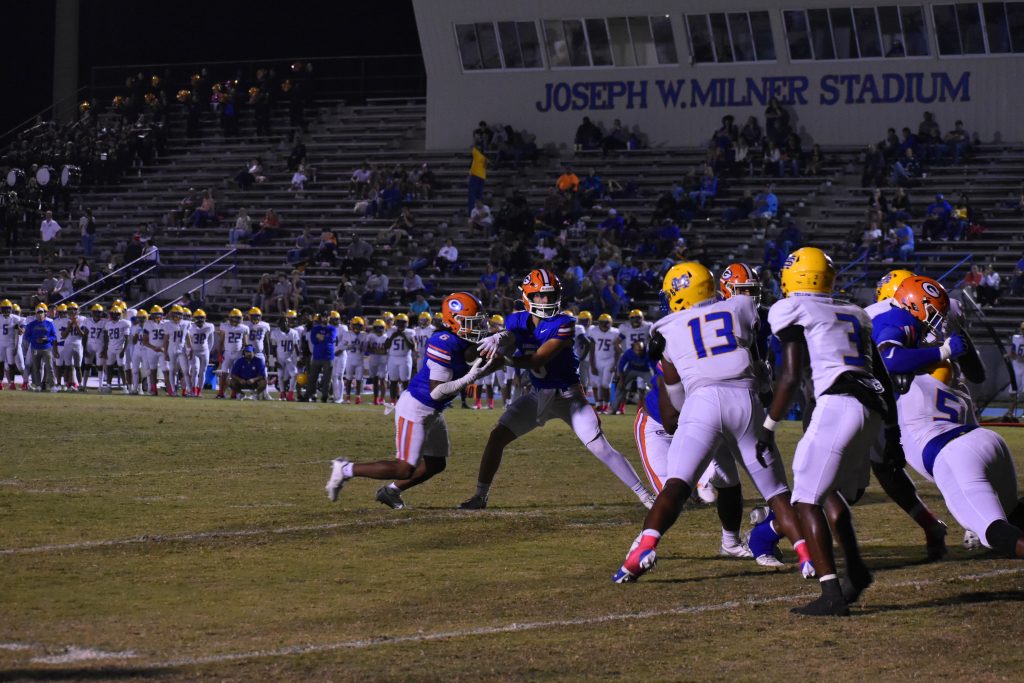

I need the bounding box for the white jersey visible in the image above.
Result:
[413,325,433,358]
[768,295,873,399]
[341,329,367,355]
[130,322,146,348]
[1011,334,1024,362]
[143,320,167,350]
[864,298,895,320]
[620,320,653,348]
[271,328,302,359]
[162,319,189,352]
[897,373,977,481]
[653,296,758,395]
[56,317,85,349]
[188,322,215,355]
[82,316,107,350]
[246,320,271,355]
[587,326,621,363]
[365,332,388,356]
[220,323,248,354]
[0,314,21,345]
[103,319,132,353]
[386,329,416,359]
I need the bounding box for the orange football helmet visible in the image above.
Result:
[441,292,487,342]
[893,276,950,334]
[520,268,562,318]
[719,263,761,300]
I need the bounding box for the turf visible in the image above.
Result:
[1,392,1022,681]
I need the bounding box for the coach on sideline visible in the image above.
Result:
[24,304,58,391]
[229,345,267,398]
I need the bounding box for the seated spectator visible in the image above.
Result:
[917,111,942,163]
[268,273,294,315]
[781,133,802,176]
[574,116,602,151]
[922,194,953,240]
[580,168,604,207]
[1009,256,1024,296]
[71,258,91,289]
[536,238,558,263]
[778,218,803,254]
[894,218,915,260]
[335,280,362,317]
[436,238,459,272]
[556,165,580,193]
[414,163,436,199]
[740,116,762,148]
[468,199,494,236]
[943,120,971,165]
[949,194,972,241]
[288,227,318,265]
[688,166,719,209]
[891,148,921,187]
[476,262,500,305]
[36,270,60,304]
[343,233,374,274]
[750,185,779,224]
[617,256,640,296]
[290,164,309,193]
[250,209,281,246]
[229,208,252,246]
[602,118,629,155]
[861,144,886,188]
[253,273,275,309]
[763,142,782,176]
[315,230,338,266]
[473,120,494,150]
[409,293,431,316]
[879,127,901,162]
[362,269,389,304]
[576,276,599,312]
[234,158,265,190]
[899,127,919,157]
[402,269,426,302]
[978,264,1001,306]
[962,264,983,299]
[349,161,373,198]
[723,190,755,225]
[289,270,307,310]
[188,191,217,228]
[600,275,627,317]
[889,186,913,223]
[860,221,883,259]
[805,144,825,176]
[597,208,625,241]
[763,240,785,272]
[287,137,306,171]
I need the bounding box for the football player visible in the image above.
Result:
[381,310,396,330]
[80,304,107,388]
[587,313,621,413]
[142,305,172,396]
[413,312,434,372]
[620,309,652,348]
[475,314,506,409]
[365,319,389,405]
[1011,321,1024,409]
[571,309,594,401]
[341,316,367,404]
[874,276,1024,559]
[246,306,272,398]
[270,311,302,401]
[614,262,812,583]
[762,247,899,616]
[187,309,215,397]
[0,299,23,390]
[612,340,651,415]
[328,311,348,403]
[163,305,193,396]
[385,313,416,403]
[460,269,655,510]
[216,308,249,399]
[326,293,499,509]
[101,305,132,392]
[128,309,148,394]
[55,303,85,391]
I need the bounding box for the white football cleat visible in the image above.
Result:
[755,553,786,568]
[720,540,754,559]
[638,489,657,510]
[325,458,352,502]
[963,530,983,550]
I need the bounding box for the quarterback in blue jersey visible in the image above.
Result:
[325,293,500,508]
[458,268,655,510]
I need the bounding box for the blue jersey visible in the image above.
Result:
[408,330,473,411]
[643,362,664,424]
[504,311,579,390]
[308,324,337,362]
[617,347,652,374]
[231,355,266,381]
[23,319,57,350]
[870,306,922,350]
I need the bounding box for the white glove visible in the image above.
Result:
[478,330,512,360]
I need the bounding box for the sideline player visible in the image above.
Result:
[572,310,594,401]
[762,247,899,616]
[460,269,655,510]
[325,293,499,508]
[163,305,193,396]
[614,262,812,582]
[0,299,24,390]
[142,305,172,396]
[475,314,507,410]
[56,303,86,391]
[413,312,433,372]
[246,306,272,398]
[612,340,651,415]
[875,276,1024,559]
[80,304,107,388]
[386,313,417,403]
[341,316,367,404]
[101,305,131,392]
[1011,321,1024,410]
[187,309,215,396]
[128,309,148,394]
[587,313,621,413]
[270,310,302,400]
[327,311,348,403]
[216,308,249,399]
[620,309,652,347]
[365,319,389,405]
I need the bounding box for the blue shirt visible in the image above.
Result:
[408,330,473,411]
[504,311,579,390]
[308,324,337,362]
[23,319,57,350]
[231,355,266,380]
[617,347,652,374]
[896,225,914,248]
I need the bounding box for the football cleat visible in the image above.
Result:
[639,489,657,510]
[755,553,785,568]
[790,594,850,617]
[613,548,657,583]
[325,458,352,502]
[375,486,406,510]
[925,519,949,561]
[841,569,874,604]
[719,540,754,559]
[457,494,487,510]
[963,529,983,550]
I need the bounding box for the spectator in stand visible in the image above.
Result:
[722,190,755,225]
[764,97,790,146]
[1009,256,1024,296]
[402,269,426,303]
[362,269,389,304]
[943,120,971,165]
[574,116,602,151]
[763,240,785,272]
[536,237,558,263]
[600,275,627,318]
[436,238,459,272]
[473,121,494,150]
[290,164,309,193]
[414,163,436,199]
[781,132,803,176]
[289,270,307,310]
[71,257,90,289]
[879,127,902,162]
[602,118,629,155]
[923,194,953,240]
[689,166,719,209]
[287,226,317,265]
[476,262,500,306]
[617,256,640,295]
[229,208,252,246]
[36,269,60,304]
[343,233,374,274]
[335,280,362,317]
[778,218,803,254]
[350,161,373,198]
[580,168,604,207]
[759,267,781,304]
[467,141,487,215]
[860,220,883,259]
[895,218,915,260]
[597,208,625,241]
[978,264,1001,306]
[962,264,983,300]
[889,186,912,223]
[861,144,886,188]
[899,127,919,157]
[740,116,762,148]
[750,185,778,225]
[315,230,338,266]
[917,111,942,163]
[867,187,889,216]
[557,165,580,193]
[252,273,274,310]
[79,209,97,259]
[268,273,293,315]
[576,276,599,312]
[410,293,431,316]
[39,211,62,265]
[891,148,921,187]
[805,144,825,176]
[950,194,972,241]
[287,137,306,172]
[188,191,217,228]
[468,199,494,236]
[234,158,264,190]
[250,209,281,246]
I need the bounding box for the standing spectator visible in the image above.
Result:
[436,238,459,272]
[36,269,60,304]
[602,118,629,155]
[943,120,971,165]
[268,273,293,315]
[71,258,91,289]
[861,144,886,188]
[229,208,252,246]
[335,281,362,317]
[79,209,97,258]
[289,270,308,311]
[600,275,627,318]
[574,116,602,151]
[467,142,487,215]
[39,210,62,265]
[1009,255,1024,296]
[978,264,1001,306]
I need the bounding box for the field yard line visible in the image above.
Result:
[102,565,1015,669]
[0,460,327,485]
[0,509,551,555]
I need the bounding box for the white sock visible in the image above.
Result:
[586,435,643,490]
[722,529,741,546]
[341,461,354,478]
[386,482,401,493]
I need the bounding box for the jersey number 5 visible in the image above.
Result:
[934,389,964,423]
[687,312,737,359]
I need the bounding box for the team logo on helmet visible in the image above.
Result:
[721,266,734,281]
[448,298,464,312]
[783,254,797,270]
[921,281,941,298]
[522,274,532,286]
[671,274,691,291]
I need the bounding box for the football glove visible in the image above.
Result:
[755,430,775,469]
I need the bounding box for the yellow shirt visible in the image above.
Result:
[470,147,487,180]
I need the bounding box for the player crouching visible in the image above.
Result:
[325,293,500,509]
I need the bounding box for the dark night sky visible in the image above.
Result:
[1,0,420,136]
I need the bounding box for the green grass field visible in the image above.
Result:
[1,392,1023,682]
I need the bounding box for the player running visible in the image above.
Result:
[587,313,621,414]
[614,262,812,583]
[325,293,499,508]
[385,313,417,403]
[459,269,655,510]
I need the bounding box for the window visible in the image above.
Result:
[456,21,544,71]
[542,16,678,68]
[606,17,636,66]
[585,18,613,65]
[933,2,1024,54]
[686,11,776,63]
[496,21,544,68]
[784,6,930,59]
[651,16,679,64]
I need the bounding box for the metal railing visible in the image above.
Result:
[133,248,238,310]
[936,253,974,286]
[55,252,156,306]
[79,264,160,309]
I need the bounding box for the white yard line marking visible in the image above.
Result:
[24,566,1015,669]
[0,643,34,651]
[31,647,137,664]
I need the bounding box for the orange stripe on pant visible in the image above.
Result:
[396,417,406,461]
[634,407,663,493]
[403,417,414,462]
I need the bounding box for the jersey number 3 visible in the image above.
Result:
[687,312,737,359]
[835,313,866,367]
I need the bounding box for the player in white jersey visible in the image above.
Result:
[587,314,621,413]
[385,313,417,403]
[874,277,1024,559]
[162,305,193,396]
[620,309,653,348]
[1011,322,1024,407]
[141,305,172,396]
[475,315,507,410]
[186,309,215,396]
[763,248,899,616]
[80,304,107,388]
[340,317,367,404]
[270,310,302,401]
[614,262,812,584]
[216,308,249,399]
[0,299,24,390]
[128,309,148,394]
[365,319,389,405]
[572,310,593,398]
[412,312,433,372]
[859,269,950,559]
[101,305,132,392]
[54,303,84,390]
[246,306,272,398]
[327,311,348,403]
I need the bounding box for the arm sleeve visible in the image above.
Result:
[427,359,454,381]
[879,344,943,375]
